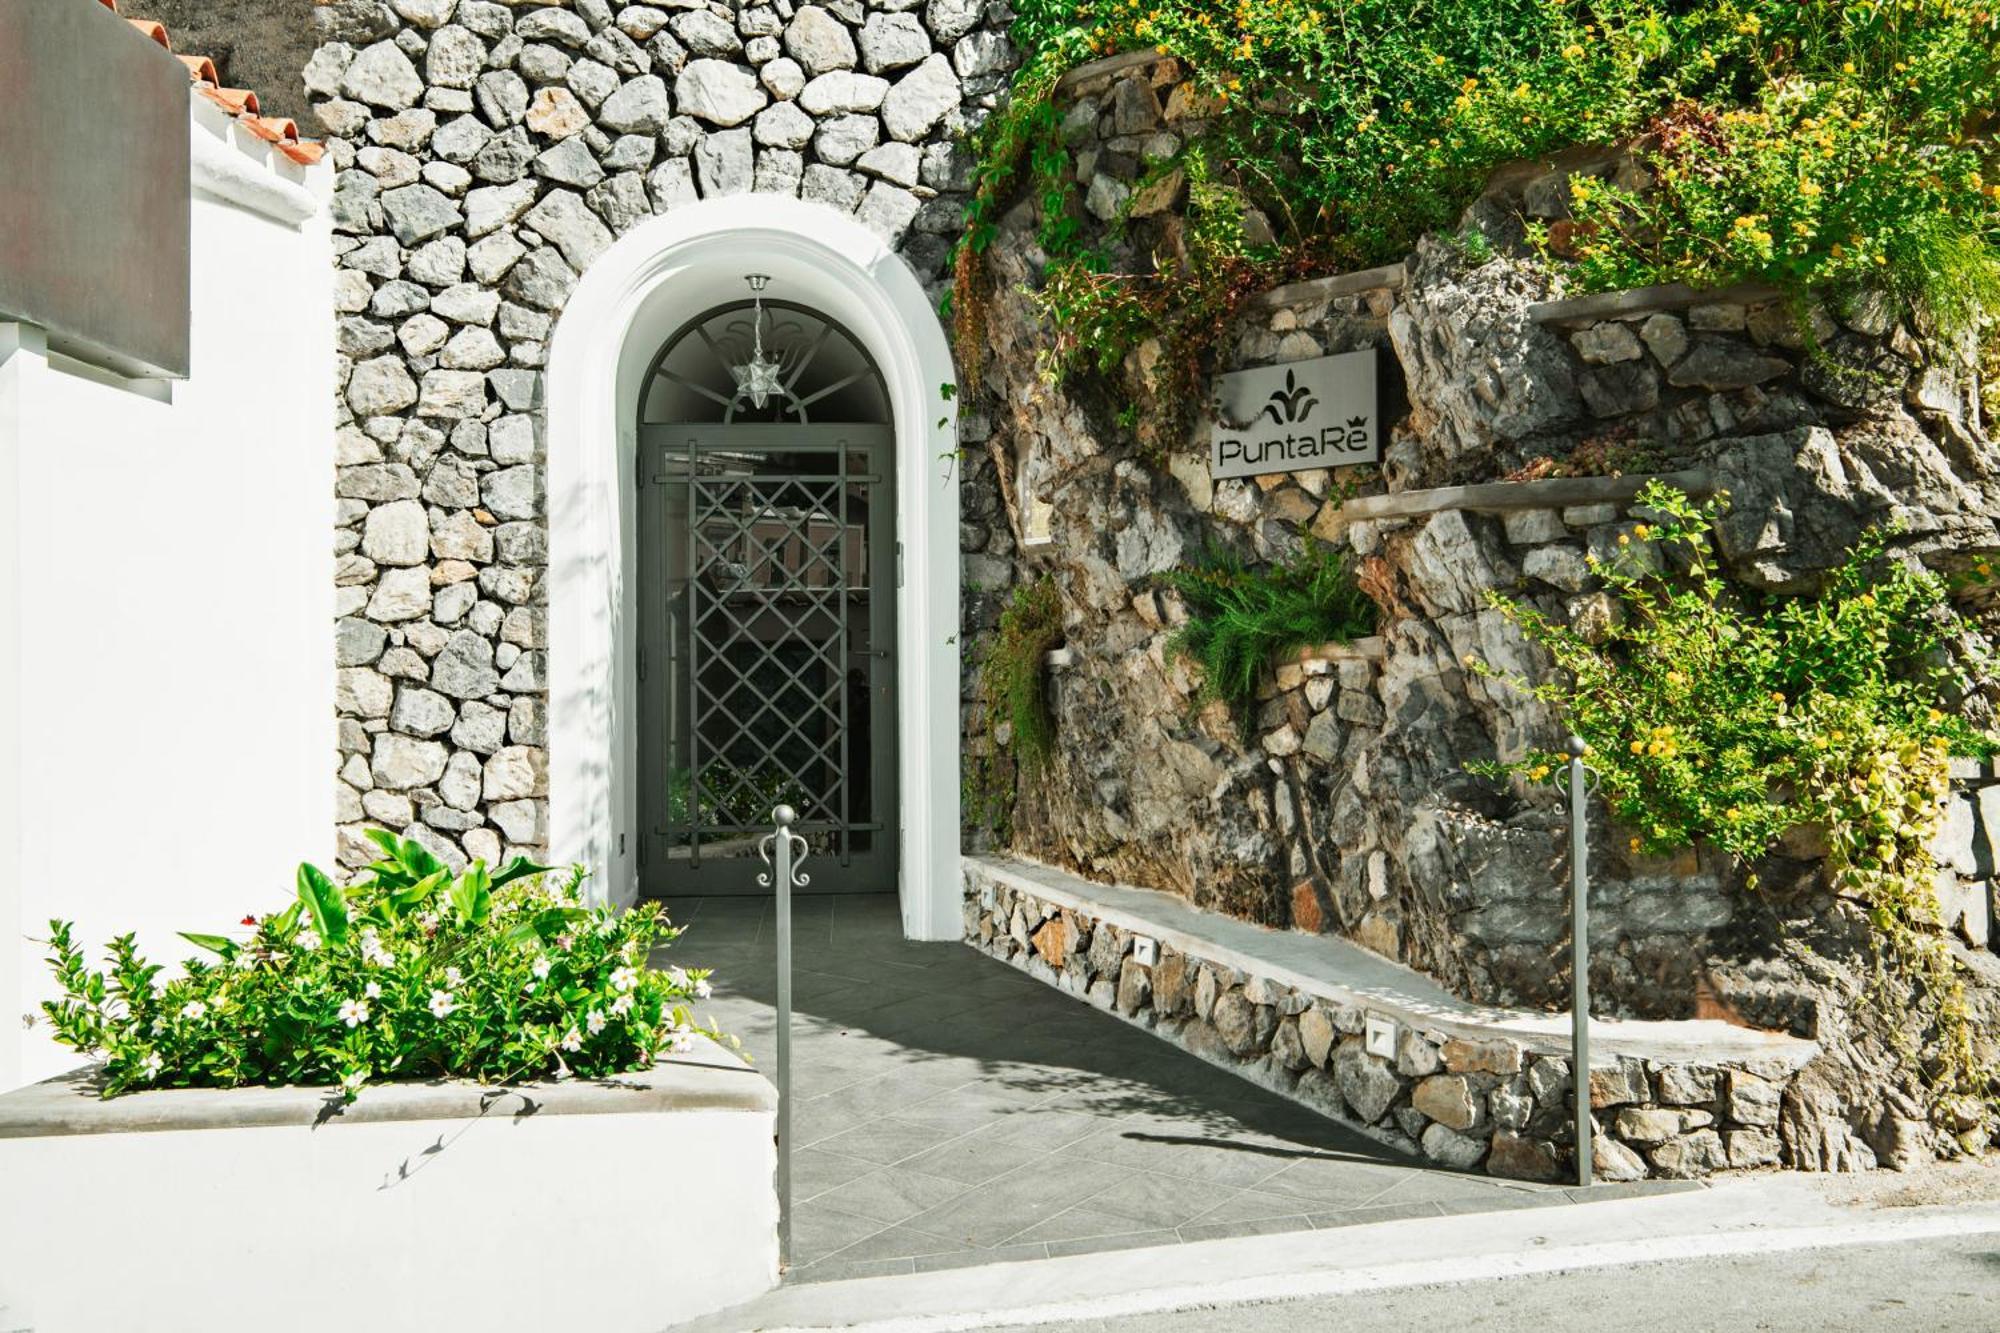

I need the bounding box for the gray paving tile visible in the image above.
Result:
[911,1242,1051,1273]
[785,1256,914,1284]
[790,1147,883,1203]
[786,1204,895,1267]
[806,1166,976,1227]
[1308,1200,1448,1228]
[655,893,1569,1281]
[1044,1229,1183,1259]
[819,1220,971,1265]
[901,1158,1129,1248]
[1178,1214,1317,1244]
[1055,1122,1301,1190]
[812,1115,964,1166]
[1073,1166,1219,1231]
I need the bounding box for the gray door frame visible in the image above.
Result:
[636,423,899,896]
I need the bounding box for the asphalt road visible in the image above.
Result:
[995,1233,2000,1332]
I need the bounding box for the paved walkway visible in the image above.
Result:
[657,894,1638,1284]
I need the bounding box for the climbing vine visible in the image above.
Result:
[1473,481,1997,1120]
[955,0,2000,437]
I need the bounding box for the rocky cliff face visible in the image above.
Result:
[964,51,2000,1084]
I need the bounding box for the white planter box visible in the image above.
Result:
[0,1038,777,1333]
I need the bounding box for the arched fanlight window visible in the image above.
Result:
[638,298,890,425]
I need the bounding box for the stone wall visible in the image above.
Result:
[966,49,2000,1104]
[311,0,1015,874]
[966,863,1827,1181]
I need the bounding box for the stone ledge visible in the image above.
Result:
[1296,636,1388,665]
[1244,262,1408,314]
[0,1035,771,1140]
[1529,282,1784,327]
[1338,469,1715,523]
[1054,46,1173,94]
[967,855,1815,1074]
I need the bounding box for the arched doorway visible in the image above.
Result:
[634,295,898,895]
[543,196,962,939]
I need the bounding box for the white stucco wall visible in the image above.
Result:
[0,115,336,1090]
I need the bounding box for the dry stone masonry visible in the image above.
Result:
[963,53,2000,1176]
[313,0,1014,873]
[965,865,1818,1182]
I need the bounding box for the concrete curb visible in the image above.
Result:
[672,1177,2000,1332]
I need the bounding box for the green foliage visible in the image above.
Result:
[40,831,720,1099]
[960,0,2000,424]
[966,578,1067,840]
[989,577,1068,771]
[1162,540,1377,720]
[1473,482,1996,1112]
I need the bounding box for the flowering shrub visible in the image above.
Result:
[956,0,2000,436]
[1472,481,1995,1109]
[40,831,718,1098]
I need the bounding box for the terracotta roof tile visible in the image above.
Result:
[106,0,323,171]
[176,52,219,86]
[197,84,262,117]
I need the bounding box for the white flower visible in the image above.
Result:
[444,966,463,987]
[140,1051,164,1081]
[664,965,690,989]
[610,967,638,993]
[340,1071,366,1094]
[560,1028,582,1052]
[555,934,575,952]
[532,957,551,980]
[610,994,634,1018]
[364,981,381,1000]
[358,928,393,968]
[586,1009,607,1035]
[297,930,321,952]
[523,981,537,995]
[180,1001,207,1020]
[695,978,712,999]
[427,990,457,1019]
[338,999,371,1028]
[417,911,439,930]
[667,1029,694,1054]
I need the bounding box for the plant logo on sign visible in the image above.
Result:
[1259,368,1319,426]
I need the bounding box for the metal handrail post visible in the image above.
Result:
[1567,735,1593,1189]
[758,805,807,1268]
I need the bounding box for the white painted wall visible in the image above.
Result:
[0,1098,778,1332]
[0,109,335,1090]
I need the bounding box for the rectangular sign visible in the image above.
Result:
[1208,349,1379,479]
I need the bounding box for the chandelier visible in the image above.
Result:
[730,274,784,410]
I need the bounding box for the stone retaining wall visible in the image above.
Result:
[971,50,2000,1028]
[965,861,1829,1181]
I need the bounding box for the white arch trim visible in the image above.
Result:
[544,196,962,940]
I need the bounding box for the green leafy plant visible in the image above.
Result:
[965,577,1067,840]
[1473,481,1996,1114]
[958,0,2000,431]
[988,576,1068,771]
[1161,539,1377,721]
[40,831,721,1099]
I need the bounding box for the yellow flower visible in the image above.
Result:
[1632,524,1652,540]
[1665,670,1684,686]
[1628,837,1642,853]
[1617,533,1631,546]
[1629,740,1645,755]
